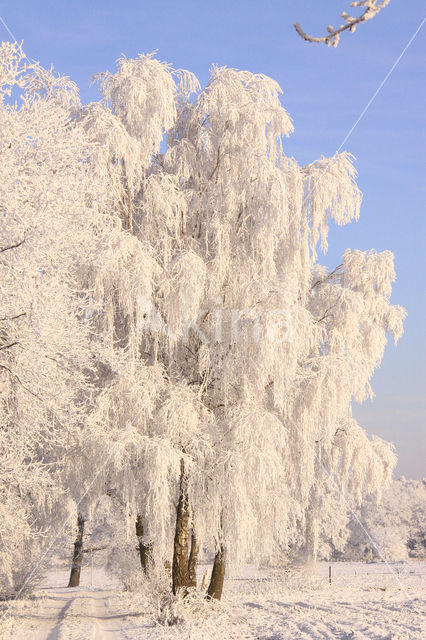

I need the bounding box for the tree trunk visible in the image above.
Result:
[305,495,319,564]
[188,530,199,588]
[172,459,190,595]
[135,514,152,574]
[207,545,225,600]
[68,514,85,587]
[201,568,208,590]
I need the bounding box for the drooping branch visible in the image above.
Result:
[192,145,223,238]
[294,1,391,48]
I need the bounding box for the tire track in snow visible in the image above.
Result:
[52,589,123,640]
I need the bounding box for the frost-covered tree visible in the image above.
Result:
[298,246,404,561]
[77,54,405,599]
[341,477,426,561]
[0,42,114,596]
[1,44,405,604]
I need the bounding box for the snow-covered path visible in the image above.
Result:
[1,587,125,639]
[0,567,130,640]
[1,562,425,639]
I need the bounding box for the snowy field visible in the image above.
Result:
[1,561,425,639]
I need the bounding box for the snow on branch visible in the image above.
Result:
[0,363,41,398]
[304,152,362,256]
[0,43,407,592]
[0,238,25,253]
[294,1,392,48]
[0,312,26,321]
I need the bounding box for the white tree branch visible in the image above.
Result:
[294,1,391,47]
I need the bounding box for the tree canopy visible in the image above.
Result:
[0,42,405,600]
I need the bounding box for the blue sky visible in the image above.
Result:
[1,1,424,477]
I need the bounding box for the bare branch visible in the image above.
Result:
[0,312,26,322]
[0,341,20,351]
[315,310,334,324]
[294,1,392,48]
[311,264,343,291]
[0,238,25,253]
[0,363,41,399]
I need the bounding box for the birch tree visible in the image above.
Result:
[1,44,405,603]
[81,55,404,598]
[0,42,112,596]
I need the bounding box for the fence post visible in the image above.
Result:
[329,564,332,585]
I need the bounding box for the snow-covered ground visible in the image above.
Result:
[1,561,425,639]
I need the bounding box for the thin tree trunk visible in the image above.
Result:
[305,491,320,564]
[172,459,190,595]
[135,514,152,574]
[207,544,225,600]
[188,530,199,588]
[201,568,208,590]
[68,513,85,587]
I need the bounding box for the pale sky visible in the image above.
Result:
[1,0,424,477]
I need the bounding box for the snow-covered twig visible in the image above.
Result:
[294,1,392,47]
